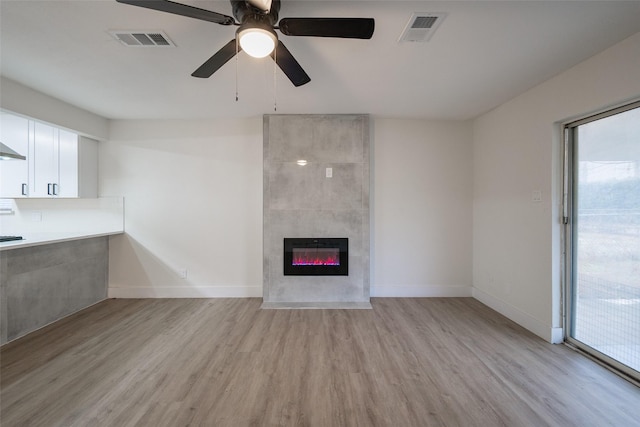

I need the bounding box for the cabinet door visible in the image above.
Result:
[31,122,58,197]
[57,129,79,197]
[0,113,30,197]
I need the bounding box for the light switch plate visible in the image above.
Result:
[326,167,333,178]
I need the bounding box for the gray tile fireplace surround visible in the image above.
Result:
[263,114,371,309]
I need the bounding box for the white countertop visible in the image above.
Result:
[0,230,124,251]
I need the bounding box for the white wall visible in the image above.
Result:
[372,119,473,297]
[102,119,264,297]
[472,31,640,343]
[0,77,108,140]
[103,117,474,298]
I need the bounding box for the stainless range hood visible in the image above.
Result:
[0,142,26,160]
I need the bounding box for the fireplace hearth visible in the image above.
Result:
[284,238,348,276]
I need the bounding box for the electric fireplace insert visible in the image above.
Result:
[284,238,348,276]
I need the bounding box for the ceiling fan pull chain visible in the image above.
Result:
[273,46,277,111]
[235,38,239,102]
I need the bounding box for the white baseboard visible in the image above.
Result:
[472,287,563,344]
[371,285,472,298]
[110,285,471,299]
[108,286,263,299]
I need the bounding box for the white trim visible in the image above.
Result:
[371,285,472,298]
[472,287,561,344]
[109,285,471,299]
[108,286,263,299]
[550,327,564,344]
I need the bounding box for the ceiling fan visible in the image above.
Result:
[115,0,375,87]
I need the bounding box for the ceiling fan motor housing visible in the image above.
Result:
[232,0,280,25]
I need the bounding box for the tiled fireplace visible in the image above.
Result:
[262,114,371,309]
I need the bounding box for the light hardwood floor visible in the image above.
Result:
[1,298,639,426]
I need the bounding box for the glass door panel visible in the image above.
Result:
[569,104,640,379]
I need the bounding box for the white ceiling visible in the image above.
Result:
[1,0,640,121]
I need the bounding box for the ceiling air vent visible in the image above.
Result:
[109,30,176,47]
[398,13,447,43]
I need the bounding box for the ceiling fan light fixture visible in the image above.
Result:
[117,0,374,86]
[238,27,277,58]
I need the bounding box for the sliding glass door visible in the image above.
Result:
[566,102,640,381]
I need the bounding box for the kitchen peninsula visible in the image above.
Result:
[0,198,123,345]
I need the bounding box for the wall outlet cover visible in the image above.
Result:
[532,190,542,202]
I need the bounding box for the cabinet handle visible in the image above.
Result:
[47,183,53,195]
[53,183,58,195]
[21,183,28,196]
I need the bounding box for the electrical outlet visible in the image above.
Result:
[178,268,187,279]
[532,190,542,202]
[326,167,333,178]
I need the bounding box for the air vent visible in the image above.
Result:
[109,30,176,47]
[398,13,447,43]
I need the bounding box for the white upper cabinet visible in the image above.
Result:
[31,121,59,197]
[58,129,80,198]
[0,112,98,199]
[59,133,98,198]
[0,113,30,197]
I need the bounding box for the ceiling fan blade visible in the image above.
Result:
[271,41,310,87]
[115,0,235,25]
[278,18,374,39]
[192,39,239,78]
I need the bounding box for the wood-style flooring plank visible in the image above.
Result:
[1,297,639,427]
